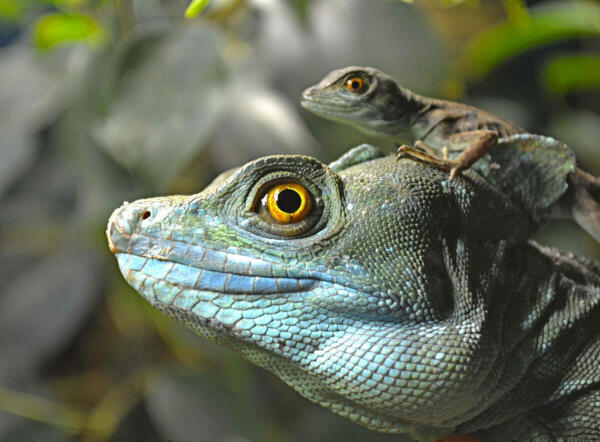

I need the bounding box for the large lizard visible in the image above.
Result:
[108,140,600,441]
[301,66,600,242]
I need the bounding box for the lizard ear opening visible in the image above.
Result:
[329,144,387,172]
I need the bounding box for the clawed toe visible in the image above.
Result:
[396,144,462,178]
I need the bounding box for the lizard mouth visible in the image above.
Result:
[300,90,372,129]
[114,251,316,298]
[107,202,319,306]
[107,201,327,342]
[114,250,319,346]
[301,88,358,113]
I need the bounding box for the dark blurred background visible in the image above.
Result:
[1,0,599,441]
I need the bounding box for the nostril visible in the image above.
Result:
[142,210,151,220]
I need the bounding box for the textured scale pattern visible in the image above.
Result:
[108,144,600,441]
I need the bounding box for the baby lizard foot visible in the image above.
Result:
[396,144,462,180]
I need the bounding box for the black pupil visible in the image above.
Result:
[351,80,361,89]
[276,189,302,214]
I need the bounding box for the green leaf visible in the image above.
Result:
[543,54,600,95]
[465,0,600,78]
[33,13,107,50]
[502,0,530,23]
[440,0,468,5]
[185,0,211,18]
[0,0,82,21]
[0,0,22,20]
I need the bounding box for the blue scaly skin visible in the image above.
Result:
[108,142,600,441]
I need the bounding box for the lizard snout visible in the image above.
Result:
[106,201,149,254]
[300,86,316,105]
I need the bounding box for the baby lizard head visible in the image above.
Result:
[301,66,419,141]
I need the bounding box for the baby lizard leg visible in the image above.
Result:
[396,131,498,180]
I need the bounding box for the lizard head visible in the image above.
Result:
[107,146,530,438]
[301,66,419,142]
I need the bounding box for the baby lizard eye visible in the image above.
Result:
[264,182,311,223]
[346,76,364,92]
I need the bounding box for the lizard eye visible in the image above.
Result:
[248,178,322,238]
[245,171,325,239]
[345,76,365,93]
[262,182,311,223]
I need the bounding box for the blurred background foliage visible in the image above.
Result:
[0,0,599,440]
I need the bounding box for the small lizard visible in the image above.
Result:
[301,66,522,180]
[108,141,600,441]
[301,65,600,242]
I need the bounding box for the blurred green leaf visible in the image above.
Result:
[439,0,467,5]
[0,0,22,20]
[0,0,89,22]
[543,54,600,95]
[49,0,89,7]
[0,385,86,434]
[33,13,107,50]
[503,0,530,23]
[185,0,211,18]
[465,0,600,78]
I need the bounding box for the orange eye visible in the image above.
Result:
[346,76,364,92]
[265,182,311,223]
